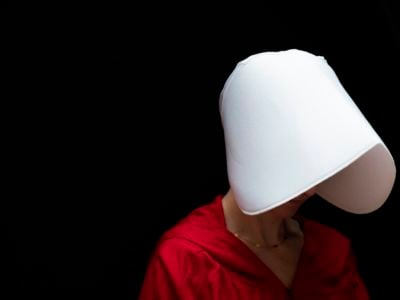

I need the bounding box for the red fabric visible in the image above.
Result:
[139,195,370,299]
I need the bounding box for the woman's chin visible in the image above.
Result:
[279,200,304,216]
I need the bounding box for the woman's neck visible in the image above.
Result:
[222,190,287,247]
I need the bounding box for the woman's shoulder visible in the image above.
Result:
[154,235,207,261]
[146,234,221,284]
[298,215,351,252]
[297,216,355,274]
[150,195,225,255]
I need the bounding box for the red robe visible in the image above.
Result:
[139,195,369,299]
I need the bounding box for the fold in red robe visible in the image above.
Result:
[139,195,370,299]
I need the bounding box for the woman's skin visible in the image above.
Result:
[222,187,317,288]
[222,187,317,247]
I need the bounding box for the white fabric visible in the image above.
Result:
[220,49,396,215]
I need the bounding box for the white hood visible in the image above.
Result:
[220,49,396,215]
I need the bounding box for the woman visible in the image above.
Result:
[139,49,396,299]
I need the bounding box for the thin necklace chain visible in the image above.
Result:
[232,229,289,248]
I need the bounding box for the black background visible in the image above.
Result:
[4,2,400,299]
